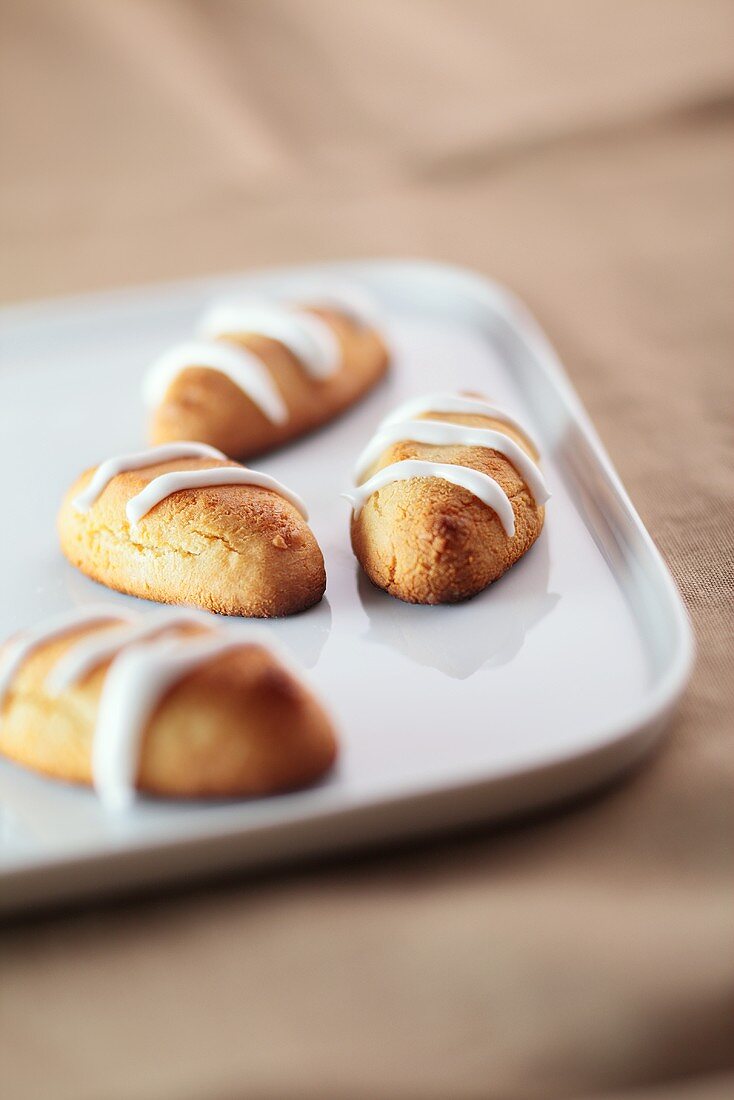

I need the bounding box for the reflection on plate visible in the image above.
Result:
[356,533,559,679]
[266,596,333,669]
[60,569,333,670]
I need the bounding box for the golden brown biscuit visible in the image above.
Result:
[0,611,337,800]
[148,303,389,459]
[347,393,549,604]
[58,445,326,617]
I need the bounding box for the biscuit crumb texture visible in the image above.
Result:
[0,626,337,797]
[350,418,545,604]
[58,458,326,617]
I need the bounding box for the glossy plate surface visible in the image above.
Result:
[0,261,693,913]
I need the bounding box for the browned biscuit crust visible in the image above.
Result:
[58,457,326,617]
[350,412,545,604]
[149,308,389,459]
[0,624,337,797]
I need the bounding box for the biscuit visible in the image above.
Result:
[146,289,389,459]
[345,392,549,604]
[0,607,337,803]
[58,442,325,617]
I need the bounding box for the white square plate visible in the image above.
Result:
[0,261,693,913]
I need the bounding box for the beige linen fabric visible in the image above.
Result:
[1,2,733,1097]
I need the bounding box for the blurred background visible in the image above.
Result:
[2,2,732,312]
[1,3,733,1099]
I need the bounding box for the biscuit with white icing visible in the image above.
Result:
[146,290,389,459]
[345,393,549,604]
[58,443,325,617]
[0,609,337,803]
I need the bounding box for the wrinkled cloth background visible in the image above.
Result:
[1,2,733,1098]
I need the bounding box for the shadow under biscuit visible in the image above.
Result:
[355,533,559,680]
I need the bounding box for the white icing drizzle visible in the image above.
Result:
[381,392,539,452]
[0,606,136,707]
[126,465,309,526]
[143,340,288,424]
[45,610,210,697]
[344,460,517,537]
[92,633,247,810]
[353,418,549,504]
[199,301,341,380]
[345,394,548,534]
[73,442,227,514]
[0,606,276,811]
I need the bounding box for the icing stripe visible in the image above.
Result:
[199,302,341,380]
[73,442,226,514]
[344,460,516,536]
[0,607,288,812]
[45,611,210,697]
[0,607,135,707]
[92,633,248,810]
[126,466,309,526]
[143,340,288,424]
[353,418,549,503]
[381,392,539,451]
